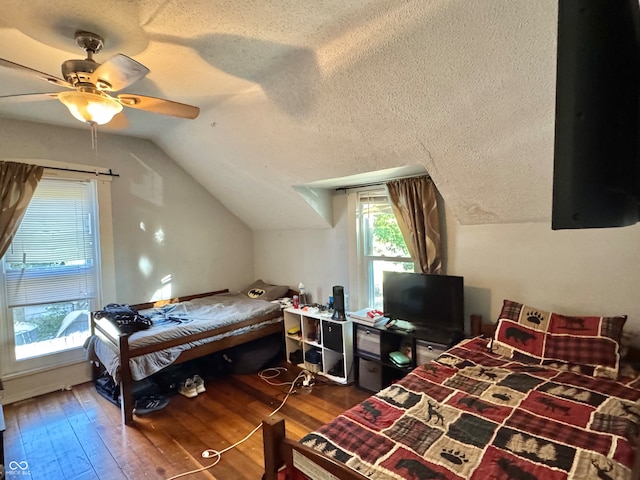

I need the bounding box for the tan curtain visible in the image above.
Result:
[0,161,44,259]
[387,176,442,274]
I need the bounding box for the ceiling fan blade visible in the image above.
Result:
[0,92,60,103]
[117,94,200,119]
[0,58,71,89]
[91,55,149,92]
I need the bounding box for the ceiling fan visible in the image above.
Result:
[0,30,199,126]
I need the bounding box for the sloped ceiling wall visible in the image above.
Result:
[0,0,557,230]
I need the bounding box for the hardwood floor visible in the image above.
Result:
[3,367,369,480]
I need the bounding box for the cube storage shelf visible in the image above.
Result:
[283,307,353,384]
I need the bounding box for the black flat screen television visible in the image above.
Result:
[552,0,640,229]
[382,271,464,334]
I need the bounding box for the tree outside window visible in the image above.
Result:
[358,191,414,310]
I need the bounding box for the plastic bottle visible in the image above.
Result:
[298,282,308,306]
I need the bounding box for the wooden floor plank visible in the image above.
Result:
[196,396,272,479]
[152,401,222,479]
[36,393,98,480]
[2,366,369,480]
[3,402,31,480]
[72,385,169,479]
[13,398,66,479]
[63,390,126,480]
[134,406,218,479]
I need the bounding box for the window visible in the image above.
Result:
[354,189,414,310]
[1,176,102,372]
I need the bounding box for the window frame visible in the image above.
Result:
[347,187,414,311]
[0,161,116,378]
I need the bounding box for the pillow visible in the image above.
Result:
[240,279,290,302]
[491,299,626,379]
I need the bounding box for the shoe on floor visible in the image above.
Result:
[193,374,206,394]
[179,378,198,398]
[134,395,170,416]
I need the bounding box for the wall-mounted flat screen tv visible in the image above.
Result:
[382,271,464,333]
[552,0,640,229]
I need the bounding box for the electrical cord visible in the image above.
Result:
[165,368,308,480]
[258,366,295,386]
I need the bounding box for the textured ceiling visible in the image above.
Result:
[0,0,558,230]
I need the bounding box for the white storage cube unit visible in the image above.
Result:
[283,308,353,384]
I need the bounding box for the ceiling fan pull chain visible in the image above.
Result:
[90,122,98,153]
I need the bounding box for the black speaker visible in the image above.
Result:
[332,285,346,321]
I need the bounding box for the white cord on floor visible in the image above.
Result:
[165,368,306,480]
[258,366,293,386]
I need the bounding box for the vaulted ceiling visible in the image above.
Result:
[0,0,557,230]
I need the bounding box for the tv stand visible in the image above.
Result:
[411,325,465,346]
[353,320,464,392]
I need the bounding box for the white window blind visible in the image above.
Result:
[3,178,97,308]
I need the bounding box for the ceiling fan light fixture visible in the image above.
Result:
[58,90,123,125]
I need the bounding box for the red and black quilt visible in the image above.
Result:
[299,337,640,479]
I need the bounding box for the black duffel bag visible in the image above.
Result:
[95,303,152,333]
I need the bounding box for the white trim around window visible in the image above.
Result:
[0,159,116,384]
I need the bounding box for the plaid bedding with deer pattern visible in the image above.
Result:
[300,337,640,479]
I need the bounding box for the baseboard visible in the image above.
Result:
[1,362,92,405]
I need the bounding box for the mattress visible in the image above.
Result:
[86,292,282,381]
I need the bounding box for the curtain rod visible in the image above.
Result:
[335,174,429,192]
[335,182,385,191]
[45,166,120,177]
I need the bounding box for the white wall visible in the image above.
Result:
[447,218,640,338]
[256,193,640,344]
[254,193,350,306]
[0,118,255,302]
